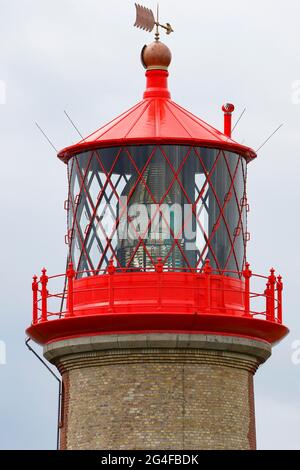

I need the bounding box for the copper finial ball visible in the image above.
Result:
[141,41,172,70]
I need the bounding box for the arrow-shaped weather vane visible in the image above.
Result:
[134,3,174,40]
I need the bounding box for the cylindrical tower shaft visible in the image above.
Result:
[44,334,271,450]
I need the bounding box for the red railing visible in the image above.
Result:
[31,260,283,326]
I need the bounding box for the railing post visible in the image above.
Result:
[40,268,48,322]
[277,275,283,324]
[243,262,252,317]
[108,260,115,312]
[204,259,212,312]
[108,259,116,275]
[265,282,271,320]
[156,258,163,311]
[32,275,38,325]
[268,268,276,321]
[67,262,75,317]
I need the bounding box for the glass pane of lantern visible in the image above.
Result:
[224,154,246,273]
[68,145,247,278]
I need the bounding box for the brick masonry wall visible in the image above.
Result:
[56,348,260,450]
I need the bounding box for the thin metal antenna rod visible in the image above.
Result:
[35,122,58,152]
[155,4,160,40]
[232,107,246,133]
[256,123,284,152]
[64,110,84,140]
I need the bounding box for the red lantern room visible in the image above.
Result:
[27,38,288,348]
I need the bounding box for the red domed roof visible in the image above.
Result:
[58,67,256,162]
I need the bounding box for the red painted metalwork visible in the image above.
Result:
[58,70,256,162]
[222,103,235,138]
[40,268,48,322]
[277,275,283,324]
[26,313,288,347]
[66,262,75,317]
[268,268,276,322]
[243,262,252,317]
[32,275,38,325]
[66,145,248,275]
[26,263,288,346]
[27,45,288,353]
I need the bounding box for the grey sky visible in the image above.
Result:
[0,0,299,449]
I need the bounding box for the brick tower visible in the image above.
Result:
[26,16,288,450]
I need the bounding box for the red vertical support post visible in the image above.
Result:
[243,262,252,317]
[204,259,212,312]
[108,259,115,312]
[277,275,283,324]
[268,268,276,322]
[265,281,271,320]
[40,268,48,322]
[32,275,38,325]
[67,262,75,317]
[156,257,163,311]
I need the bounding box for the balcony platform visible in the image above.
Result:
[26,265,288,346]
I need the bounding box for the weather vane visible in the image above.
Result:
[134,3,174,41]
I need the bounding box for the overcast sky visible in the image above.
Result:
[0,0,299,450]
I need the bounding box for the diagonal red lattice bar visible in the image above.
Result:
[76,149,124,270]
[79,146,155,271]
[122,147,193,269]
[72,151,108,269]
[159,147,226,271]
[220,153,247,273]
[122,146,194,269]
[81,147,150,271]
[94,147,159,270]
[69,151,97,271]
[222,153,247,273]
[200,151,241,273]
[98,147,160,269]
[114,147,186,268]
[193,148,242,272]
[74,149,123,271]
[158,146,223,270]
[68,145,247,275]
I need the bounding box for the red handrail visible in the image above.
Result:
[31,263,283,326]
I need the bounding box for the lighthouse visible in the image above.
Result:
[26,8,288,450]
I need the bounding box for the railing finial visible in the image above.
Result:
[108,259,116,275]
[204,258,212,275]
[243,262,252,278]
[155,257,163,273]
